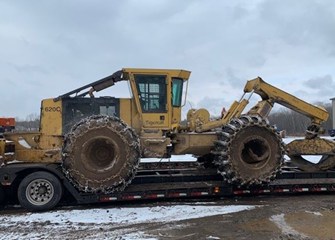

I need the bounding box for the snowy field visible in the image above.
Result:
[0,203,255,239]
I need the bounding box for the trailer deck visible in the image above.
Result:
[1,161,334,209]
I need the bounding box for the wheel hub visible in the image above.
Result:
[83,137,116,170]
[241,137,270,165]
[26,179,54,206]
[37,185,48,195]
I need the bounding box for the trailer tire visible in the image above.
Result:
[18,171,63,211]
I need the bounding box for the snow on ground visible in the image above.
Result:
[1,204,255,225]
[270,213,309,238]
[140,154,197,163]
[0,203,256,239]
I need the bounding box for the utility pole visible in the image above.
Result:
[330,97,335,129]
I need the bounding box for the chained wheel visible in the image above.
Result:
[214,115,285,185]
[62,115,140,193]
[18,171,63,211]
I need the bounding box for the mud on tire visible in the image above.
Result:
[214,115,285,185]
[62,115,140,193]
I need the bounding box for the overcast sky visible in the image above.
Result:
[1,0,335,119]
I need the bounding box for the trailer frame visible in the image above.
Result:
[0,162,335,211]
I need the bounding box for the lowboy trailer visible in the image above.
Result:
[0,161,334,211]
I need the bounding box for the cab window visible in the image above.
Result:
[172,78,183,107]
[135,75,167,113]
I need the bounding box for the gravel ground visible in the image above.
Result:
[0,194,334,239]
[154,194,335,240]
[137,194,335,240]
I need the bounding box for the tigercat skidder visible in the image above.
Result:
[1,68,335,195]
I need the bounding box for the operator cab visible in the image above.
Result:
[133,74,185,113]
[124,68,190,130]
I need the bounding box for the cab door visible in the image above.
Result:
[132,74,170,129]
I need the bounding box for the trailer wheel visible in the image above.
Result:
[18,171,63,211]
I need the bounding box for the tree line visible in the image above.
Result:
[15,113,40,131]
[268,103,333,136]
[13,103,334,136]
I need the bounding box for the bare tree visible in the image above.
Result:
[15,113,40,131]
[269,103,332,136]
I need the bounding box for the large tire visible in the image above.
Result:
[18,171,63,211]
[62,115,140,193]
[214,115,285,185]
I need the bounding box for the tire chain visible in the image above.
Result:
[212,115,286,186]
[62,115,140,194]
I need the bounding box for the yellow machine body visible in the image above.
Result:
[2,68,192,162]
[1,70,333,171]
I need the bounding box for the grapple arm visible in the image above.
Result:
[244,77,329,126]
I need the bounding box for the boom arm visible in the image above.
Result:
[192,77,328,136]
[244,77,328,126]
